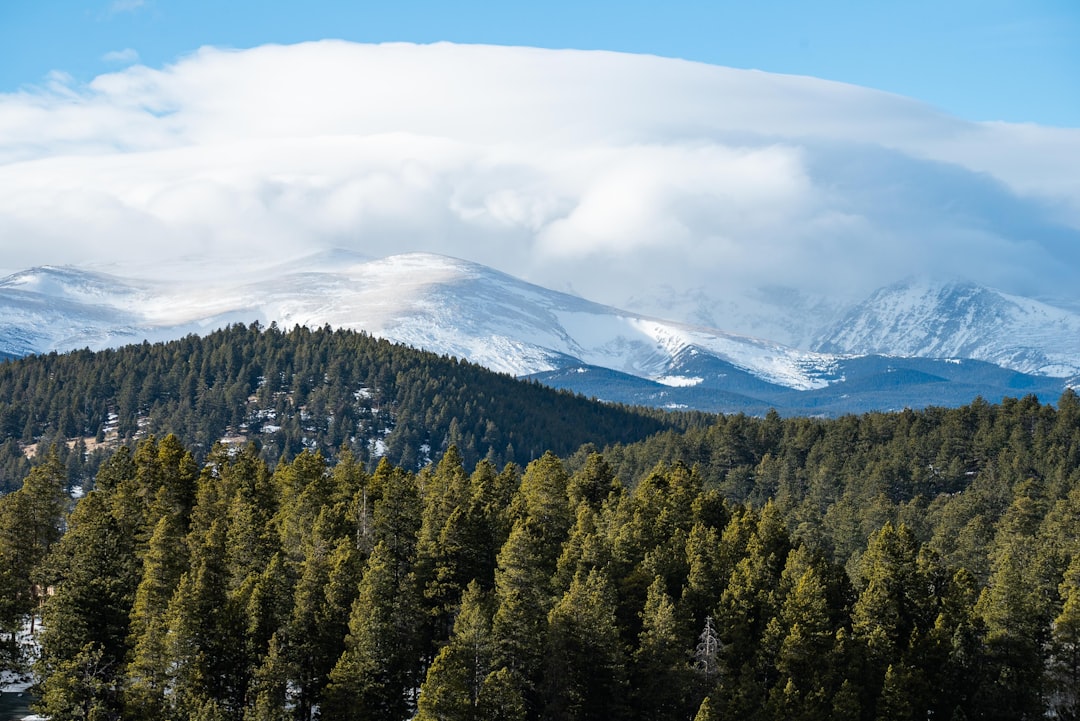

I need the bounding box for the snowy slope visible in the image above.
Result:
[0,268,154,355]
[0,258,1074,413]
[814,278,1080,377]
[0,253,840,391]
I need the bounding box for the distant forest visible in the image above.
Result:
[1,327,1079,720]
[0,323,691,493]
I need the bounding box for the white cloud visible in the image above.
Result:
[0,41,1077,337]
[102,48,140,64]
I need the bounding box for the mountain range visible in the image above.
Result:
[0,250,1074,415]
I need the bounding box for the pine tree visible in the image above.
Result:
[542,568,627,721]
[243,633,291,721]
[630,576,693,721]
[164,518,248,719]
[416,446,475,649]
[34,642,117,721]
[35,488,140,721]
[567,453,616,512]
[512,452,573,573]
[371,459,421,579]
[125,512,189,720]
[274,450,331,557]
[851,523,927,672]
[476,667,527,721]
[680,521,725,640]
[692,695,718,721]
[284,528,355,721]
[1048,557,1080,720]
[322,539,423,721]
[974,540,1045,719]
[553,503,610,595]
[415,580,496,721]
[0,451,68,632]
[767,551,836,719]
[876,663,919,721]
[489,519,552,715]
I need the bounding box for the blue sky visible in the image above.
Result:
[2,0,1078,126]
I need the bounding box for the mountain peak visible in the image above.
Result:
[815,276,1080,376]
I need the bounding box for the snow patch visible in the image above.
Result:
[656,375,703,387]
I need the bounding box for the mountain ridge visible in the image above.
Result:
[0,252,1075,414]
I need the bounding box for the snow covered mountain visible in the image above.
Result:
[0,253,840,390]
[0,254,1072,414]
[813,278,1080,378]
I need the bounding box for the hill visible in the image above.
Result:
[0,323,688,492]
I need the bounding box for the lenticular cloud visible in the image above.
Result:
[0,40,1077,324]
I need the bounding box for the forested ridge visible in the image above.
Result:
[0,386,1078,720]
[0,323,687,493]
[2,327,1080,719]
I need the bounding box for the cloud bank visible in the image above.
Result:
[0,40,1077,334]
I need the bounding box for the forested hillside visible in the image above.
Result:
[0,323,687,493]
[1,387,1078,720]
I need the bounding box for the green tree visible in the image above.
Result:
[416,580,496,721]
[766,552,837,720]
[489,519,552,716]
[125,513,188,721]
[284,529,357,721]
[0,451,69,638]
[164,518,248,719]
[1048,557,1080,720]
[974,540,1045,719]
[543,568,627,721]
[322,539,423,721]
[630,576,693,721]
[35,489,139,721]
[511,452,573,573]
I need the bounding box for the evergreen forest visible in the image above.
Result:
[1,327,1079,720]
[0,323,685,494]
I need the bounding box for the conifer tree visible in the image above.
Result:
[974,539,1045,719]
[553,503,610,595]
[567,453,616,512]
[489,519,552,715]
[164,518,248,719]
[631,576,693,721]
[322,539,423,721]
[35,489,139,721]
[680,521,725,639]
[461,459,517,591]
[36,642,117,721]
[125,513,189,720]
[692,695,718,721]
[415,580,496,721]
[1048,557,1080,720]
[511,452,573,572]
[416,446,473,647]
[244,633,290,721]
[765,548,837,716]
[0,451,68,631]
[284,526,355,721]
[371,458,421,578]
[716,529,784,675]
[476,667,527,721]
[852,524,927,672]
[274,450,331,557]
[543,568,627,721]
